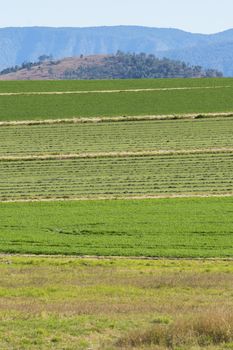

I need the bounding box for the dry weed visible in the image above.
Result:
[116,309,233,348]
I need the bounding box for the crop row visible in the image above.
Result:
[0,153,232,200]
[0,117,233,156]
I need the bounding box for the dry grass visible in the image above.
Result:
[1,192,233,204]
[1,112,233,127]
[0,257,232,349]
[1,147,233,162]
[0,85,230,96]
[116,309,233,349]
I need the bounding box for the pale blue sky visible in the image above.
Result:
[1,0,233,34]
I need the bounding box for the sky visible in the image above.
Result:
[1,0,233,34]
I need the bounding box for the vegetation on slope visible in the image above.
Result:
[63,52,222,79]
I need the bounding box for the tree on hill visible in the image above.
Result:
[38,54,53,62]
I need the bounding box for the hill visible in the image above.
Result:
[0,52,222,80]
[0,26,233,75]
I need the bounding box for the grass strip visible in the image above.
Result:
[0,147,233,162]
[1,112,233,127]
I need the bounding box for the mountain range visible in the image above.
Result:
[1,26,233,76]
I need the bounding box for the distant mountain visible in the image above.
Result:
[0,53,222,80]
[0,26,233,76]
[157,40,233,77]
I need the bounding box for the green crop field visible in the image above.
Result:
[0,78,233,121]
[1,117,233,156]
[0,77,232,93]
[0,197,232,257]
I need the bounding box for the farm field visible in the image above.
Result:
[1,77,233,349]
[0,256,232,350]
[1,117,233,157]
[0,78,233,121]
[0,197,232,257]
[0,78,232,258]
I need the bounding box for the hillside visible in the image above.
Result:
[0,53,222,80]
[0,26,233,75]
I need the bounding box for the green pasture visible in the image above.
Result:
[0,77,232,93]
[0,82,233,121]
[0,197,232,257]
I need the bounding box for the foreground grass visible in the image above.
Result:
[0,256,232,349]
[0,197,233,257]
[0,79,233,121]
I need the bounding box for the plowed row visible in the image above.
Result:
[1,117,233,157]
[1,153,232,200]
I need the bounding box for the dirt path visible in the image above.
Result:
[0,85,230,96]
